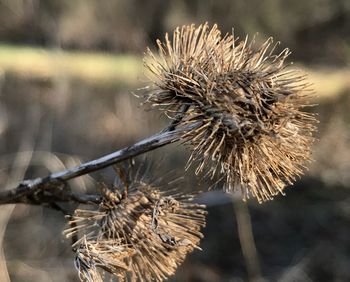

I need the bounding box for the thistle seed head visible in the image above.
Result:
[65,167,207,281]
[74,237,133,282]
[143,23,317,203]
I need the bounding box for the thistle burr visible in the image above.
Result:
[65,167,207,281]
[143,23,317,203]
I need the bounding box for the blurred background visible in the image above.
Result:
[0,0,349,281]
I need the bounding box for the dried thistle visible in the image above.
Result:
[74,237,133,282]
[64,166,207,281]
[143,23,317,203]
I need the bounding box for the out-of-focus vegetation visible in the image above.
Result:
[0,0,349,64]
[0,0,350,281]
[0,44,142,87]
[0,44,349,99]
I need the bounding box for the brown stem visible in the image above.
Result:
[0,122,199,205]
[233,197,264,282]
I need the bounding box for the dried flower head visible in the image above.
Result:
[143,23,317,203]
[64,166,207,281]
[74,237,133,282]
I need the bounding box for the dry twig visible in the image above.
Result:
[0,121,198,206]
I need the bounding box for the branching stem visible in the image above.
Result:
[0,121,199,205]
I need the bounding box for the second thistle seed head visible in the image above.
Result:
[143,23,317,203]
[65,165,207,281]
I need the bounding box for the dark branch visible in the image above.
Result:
[0,122,199,205]
[28,192,102,205]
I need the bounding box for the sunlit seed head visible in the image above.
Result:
[74,237,133,282]
[143,23,317,203]
[65,166,207,281]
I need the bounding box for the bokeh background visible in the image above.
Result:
[0,1,349,281]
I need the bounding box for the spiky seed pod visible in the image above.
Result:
[64,168,207,281]
[143,23,317,203]
[74,237,133,282]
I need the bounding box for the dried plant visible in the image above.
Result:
[74,237,133,282]
[143,23,317,202]
[0,22,318,282]
[64,167,207,281]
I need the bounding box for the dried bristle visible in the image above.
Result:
[65,170,207,282]
[143,23,317,203]
[75,237,133,282]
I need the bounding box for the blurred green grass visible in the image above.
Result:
[0,44,143,87]
[0,44,349,99]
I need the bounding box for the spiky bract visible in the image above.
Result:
[143,23,317,203]
[64,168,206,281]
